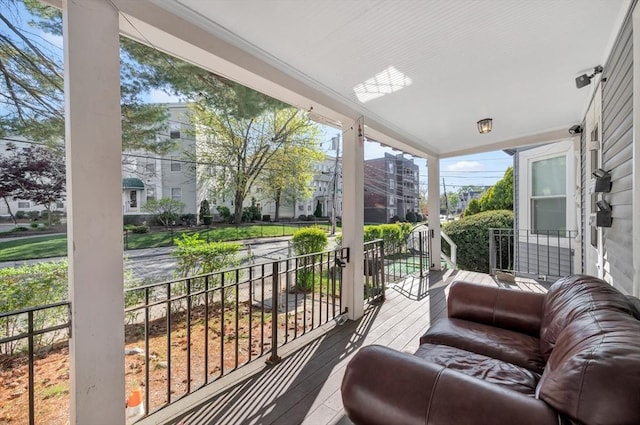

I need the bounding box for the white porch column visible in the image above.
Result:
[342,117,365,320]
[64,1,125,424]
[633,4,640,297]
[427,155,442,271]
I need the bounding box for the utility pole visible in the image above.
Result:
[331,134,340,235]
[442,177,449,217]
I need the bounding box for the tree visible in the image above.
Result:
[0,142,65,226]
[465,198,481,216]
[194,102,321,224]
[314,200,322,218]
[142,198,185,229]
[475,167,513,213]
[199,199,212,225]
[1,1,171,152]
[261,145,323,221]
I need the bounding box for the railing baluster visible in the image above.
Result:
[144,288,150,409]
[220,273,225,377]
[267,261,281,364]
[28,310,34,425]
[166,282,172,404]
[248,267,253,363]
[235,269,239,369]
[186,278,191,395]
[204,275,209,384]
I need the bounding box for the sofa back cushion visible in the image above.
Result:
[537,310,640,425]
[539,275,634,358]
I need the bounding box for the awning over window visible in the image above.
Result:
[122,178,145,189]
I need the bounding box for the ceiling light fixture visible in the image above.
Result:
[477,118,492,134]
[575,65,603,89]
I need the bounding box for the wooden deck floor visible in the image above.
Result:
[140,270,550,425]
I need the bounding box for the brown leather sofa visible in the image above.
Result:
[341,275,640,425]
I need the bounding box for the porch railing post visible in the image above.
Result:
[419,232,424,278]
[489,229,496,275]
[267,261,281,365]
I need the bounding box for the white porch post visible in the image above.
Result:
[342,117,365,320]
[64,1,125,424]
[633,4,640,297]
[427,155,442,270]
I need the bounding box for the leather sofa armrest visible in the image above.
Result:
[447,281,545,336]
[342,345,559,425]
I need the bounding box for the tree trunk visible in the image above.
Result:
[233,190,244,224]
[274,189,281,222]
[3,197,16,224]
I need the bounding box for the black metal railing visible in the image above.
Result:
[123,246,349,415]
[0,302,71,425]
[381,229,430,283]
[489,228,577,280]
[363,240,385,304]
[2,239,408,423]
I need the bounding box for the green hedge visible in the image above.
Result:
[442,210,513,273]
[291,226,328,256]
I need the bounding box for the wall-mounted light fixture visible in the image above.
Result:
[575,65,603,89]
[596,199,613,227]
[592,168,612,192]
[568,125,582,135]
[477,118,492,134]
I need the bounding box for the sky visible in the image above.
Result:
[316,124,512,194]
[7,2,511,195]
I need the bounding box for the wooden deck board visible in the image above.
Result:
[141,270,548,425]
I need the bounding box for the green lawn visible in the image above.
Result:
[0,222,332,262]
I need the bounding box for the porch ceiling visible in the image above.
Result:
[124,0,628,157]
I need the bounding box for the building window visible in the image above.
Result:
[389,196,395,206]
[170,157,181,172]
[170,123,181,139]
[389,179,395,190]
[299,205,304,211]
[17,201,30,209]
[145,160,155,174]
[388,162,394,173]
[146,186,156,202]
[531,156,566,233]
[171,187,182,201]
[56,202,64,209]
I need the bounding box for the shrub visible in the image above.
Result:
[131,225,149,234]
[0,261,68,354]
[216,205,231,221]
[406,211,417,223]
[306,214,316,221]
[442,209,513,273]
[262,215,271,222]
[180,213,196,226]
[388,215,406,223]
[15,211,26,219]
[200,200,212,225]
[28,211,40,220]
[30,222,39,229]
[173,234,242,276]
[314,201,322,218]
[298,214,308,221]
[10,226,29,233]
[291,227,329,291]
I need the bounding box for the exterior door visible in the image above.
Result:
[585,87,603,278]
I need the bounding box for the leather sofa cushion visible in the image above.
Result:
[420,318,545,373]
[539,275,636,359]
[414,343,541,395]
[537,310,640,425]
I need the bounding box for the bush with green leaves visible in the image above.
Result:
[0,261,68,354]
[142,197,185,229]
[172,233,243,305]
[291,226,328,256]
[442,209,513,273]
[216,205,231,222]
[200,199,212,225]
[291,227,329,291]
